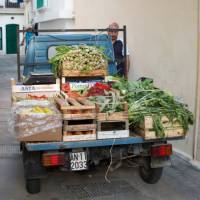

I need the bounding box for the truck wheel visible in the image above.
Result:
[26,179,40,194]
[139,157,163,184]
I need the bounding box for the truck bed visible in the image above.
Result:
[25,132,184,151]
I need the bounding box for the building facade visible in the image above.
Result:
[25,0,200,164]
[25,0,74,29]
[0,0,25,54]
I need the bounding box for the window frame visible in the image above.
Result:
[36,0,48,10]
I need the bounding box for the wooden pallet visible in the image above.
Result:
[97,120,129,139]
[63,121,96,141]
[55,97,96,120]
[139,116,185,140]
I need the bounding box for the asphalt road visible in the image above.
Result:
[0,55,200,200]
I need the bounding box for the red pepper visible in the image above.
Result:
[62,83,70,93]
[86,82,111,97]
[94,82,111,90]
[27,94,47,99]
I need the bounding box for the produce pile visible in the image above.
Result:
[31,106,53,115]
[14,100,56,116]
[61,77,193,137]
[112,78,194,137]
[50,45,108,77]
[86,82,111,97]
[62,82,112,98]
[18,106,54,115]
[27,94,48,100]
[12,94,49,102]
[51,42,194,138]
[88,90,124,114]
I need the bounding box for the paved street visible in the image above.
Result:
[0,55,200,200]
[0,55,18,144]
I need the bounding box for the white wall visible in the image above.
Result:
[73,0,198,158]
[0,14,25,54]
[0,0,4,7]
[39,19,74,29]
[33,0,74,24]
[24,0,34,25]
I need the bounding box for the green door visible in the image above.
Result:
[6,24,19,54]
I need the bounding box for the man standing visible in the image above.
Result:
[21,25,35,53]
[108,22,130,78]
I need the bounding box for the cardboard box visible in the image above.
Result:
[13,100,62,142]
[17,127,62,142]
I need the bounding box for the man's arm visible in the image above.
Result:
[20,35,25,46]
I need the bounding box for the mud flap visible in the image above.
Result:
[151,156,171,168]
[23,150,47,179]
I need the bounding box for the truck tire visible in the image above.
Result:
[26,179,40,194]
[139,157,163,184]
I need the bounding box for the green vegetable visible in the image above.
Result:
[50,45,108,77]
[112,77,194,137]
[88,90,124,114]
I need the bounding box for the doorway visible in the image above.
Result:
[6,24,19,54]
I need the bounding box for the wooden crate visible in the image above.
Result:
[97,120,129,139]
[61,61,108,77]
[96,102,128,122]
[55,97,96,120]
[63,122,96,141]
[139,116,185,140]
[96,102,129,139]
[97,112,128,121]
[11,78,60,104]
[62,69,108,77]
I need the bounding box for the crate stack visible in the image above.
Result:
[59,65,109,141]
[59,60,130,141]
[55,97,97,141]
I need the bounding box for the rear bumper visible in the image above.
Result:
[25,135,185,152]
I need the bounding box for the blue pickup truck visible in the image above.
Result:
[17,28,180,194]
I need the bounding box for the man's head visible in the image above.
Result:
[26,24,32,32]
[108,22,119,43]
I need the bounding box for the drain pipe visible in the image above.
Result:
[194,0,200,160]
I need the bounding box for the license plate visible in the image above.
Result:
[70,152,87,171]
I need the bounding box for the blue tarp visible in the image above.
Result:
[23,34,117,77]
